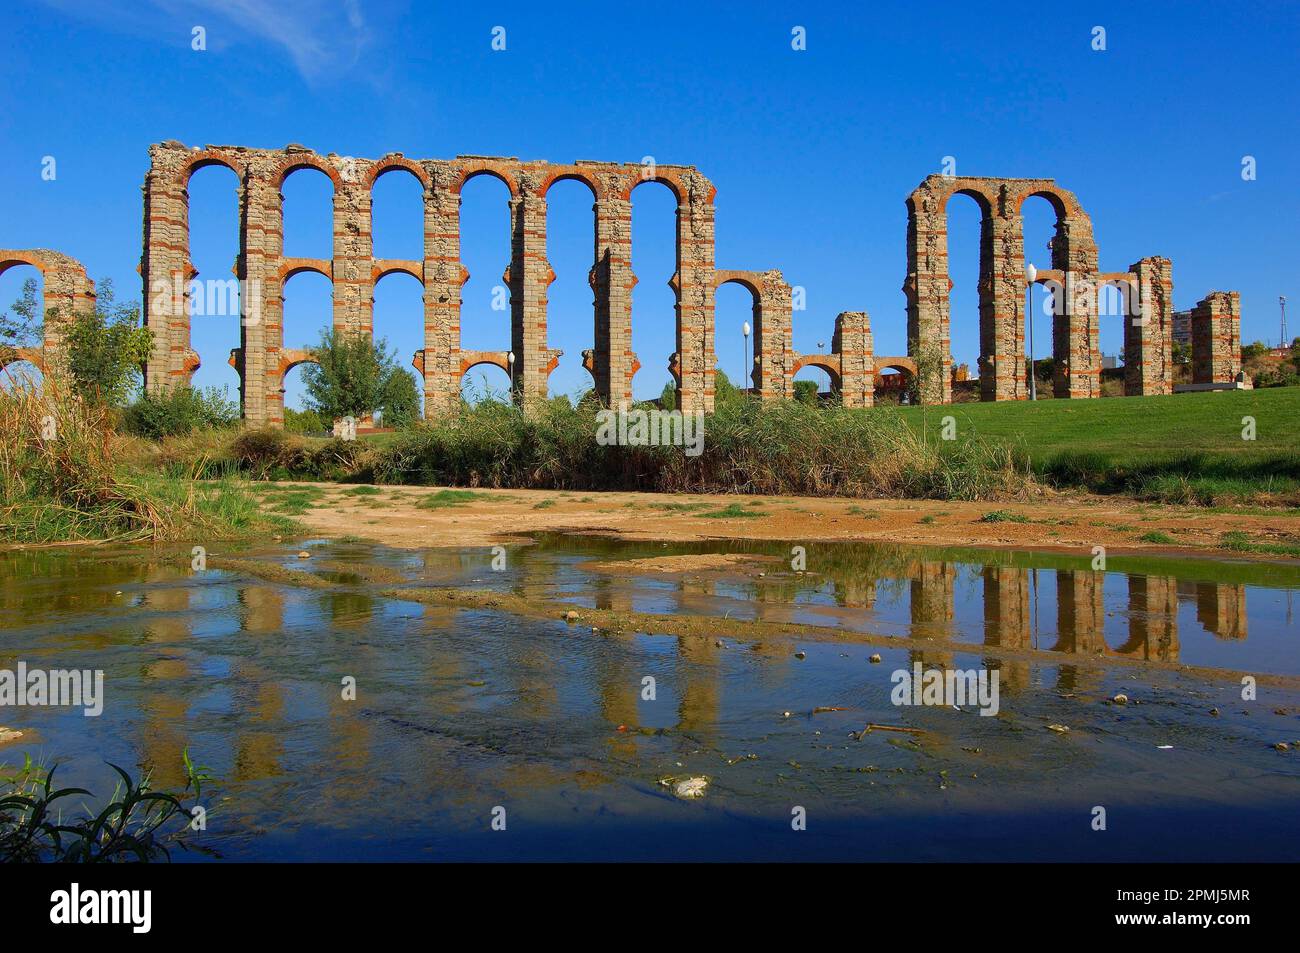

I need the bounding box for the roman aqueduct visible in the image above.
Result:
[0,142,1243,425]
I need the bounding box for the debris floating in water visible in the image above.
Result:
[669,777,709,799]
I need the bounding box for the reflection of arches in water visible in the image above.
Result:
[1195,582,1248,640]
[1052,570,1105,654]
[676,636,720,736]
[910,562,955,633]
[1115,575,1179,661]
[982,566,1031,693]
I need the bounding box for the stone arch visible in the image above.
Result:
[791,354,842,389]
[454,161,519,198]
[906,174,1102,405]
[364,156,430,190]
[0,249,96,370]
[0,349,46,374]
[541,169,599,200]
[272,153,345,191]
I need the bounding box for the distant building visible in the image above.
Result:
[1172,309,1192,347]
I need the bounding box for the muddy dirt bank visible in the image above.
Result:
[272,483,1300,562]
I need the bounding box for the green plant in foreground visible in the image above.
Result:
[978,510,1030,523]
[698,503,765,519]
[1138,530,1177,544]
[416,489,488,509]
[0,749,213,863]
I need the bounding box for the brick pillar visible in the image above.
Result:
[988,208,1025,401]
[242,159,283,427]
[592,175,635,406]
[1191,291,1242,384]
[674,170,716,413]
[1126,257,1174,396]
[1055,569,1104,654]
[833,310,874,408]
[904,181,953,404]
[1050,212,1102,399]
[1052,271,1101,398]
[422,162,462,417]
[754,270,793,400]
[38,255,96,367]
[983,566,1030,649]
[508,172,559,404]
[141,149,189,392]
[333,180,372,337]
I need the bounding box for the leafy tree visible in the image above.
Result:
[284,407,326,434]
[1,278,41,348]
[714,368,742,405]
[62,280,152,407]
[379,366,422,428]
[793,379,819,405]
[1242,340,1270,360]
[302,328,390,422]
[659,380,676,411]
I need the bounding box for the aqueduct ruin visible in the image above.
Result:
[2,143,1244,422]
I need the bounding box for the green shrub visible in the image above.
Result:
[284,407,326,434]
[122,385,239,439]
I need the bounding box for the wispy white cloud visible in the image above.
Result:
[39,0,375,83]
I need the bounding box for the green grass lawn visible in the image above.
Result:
[896,388,1300,504]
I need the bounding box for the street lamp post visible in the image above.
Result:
[1024,263,1038,400]
[742,321,751,396]
[507,350,516,404]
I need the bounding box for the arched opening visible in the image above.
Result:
[714,281,756,395]
[945,191,985,395]
[186,163,243,398]
[372,270,424,413]
[371,166,424,261]
[1022,194,1060,398]
[460,362,512,405]
[281,271,333,410]
[544,176,598,402]
[0,358,43,391]
[629,179,677,401]
[875,364,916,406]
[281,361,315,416]
[458,173,513,359]
[793,363,835,404]
[0,263,45,352]
[281,166,335,260]
[1097,279,1130,396]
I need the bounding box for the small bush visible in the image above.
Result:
[122,385,240,439]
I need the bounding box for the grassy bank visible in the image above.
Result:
[0,379,289,543]
[140,398,1034,502]
[900,387,1300,505]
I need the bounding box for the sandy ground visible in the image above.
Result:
[276,483,1300,560]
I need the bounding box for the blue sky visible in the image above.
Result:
[2,0,1297,407]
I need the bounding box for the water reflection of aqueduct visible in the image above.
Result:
[2,142,1244,424]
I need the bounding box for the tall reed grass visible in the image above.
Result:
[0,374,270,542]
